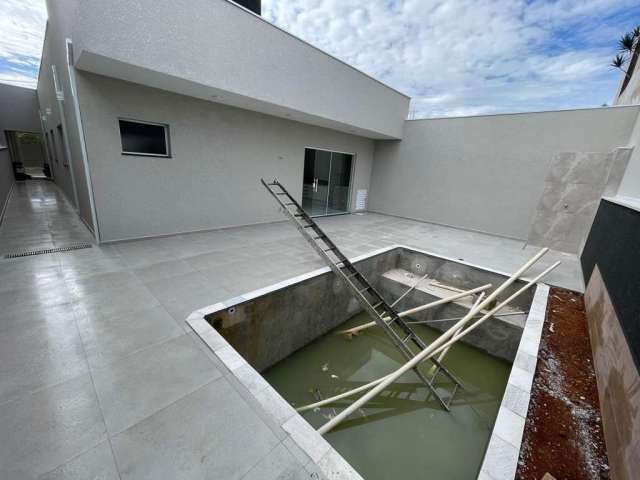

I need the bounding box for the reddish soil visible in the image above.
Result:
[516,288,609,480]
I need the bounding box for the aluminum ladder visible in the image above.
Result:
[261,178,463,410]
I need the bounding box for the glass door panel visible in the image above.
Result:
[302,149,331,216]
[327,152,353,215]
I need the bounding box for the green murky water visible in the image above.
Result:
[264,312,511,480]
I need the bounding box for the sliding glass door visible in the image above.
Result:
[302,148,353,217]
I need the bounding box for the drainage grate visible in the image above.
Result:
[4,243,93,259]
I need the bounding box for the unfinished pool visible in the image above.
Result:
[188,245,548,479]
[265,310,510,479]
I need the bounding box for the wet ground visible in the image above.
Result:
[265,312,512,480]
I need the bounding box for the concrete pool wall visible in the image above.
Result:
[187,245,550,479]
[204,246,533,372]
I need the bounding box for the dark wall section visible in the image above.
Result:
[233,0,261,15]
[581,199,640,369]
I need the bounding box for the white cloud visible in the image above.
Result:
[0,0,47,88]
[263,0,640,117]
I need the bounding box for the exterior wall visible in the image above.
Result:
[71,0,409,139]
[526,148,632,254]
[581,199,640,480]
[0,83,41,220]
[618,111,640,198]
[0,83,41,139]
[76,73,375,242]
[614,48,640,106]
[37,0,97,236]
[370,106,640,240]
[0,148,13,222]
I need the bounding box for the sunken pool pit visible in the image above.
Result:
[187,245,549,480]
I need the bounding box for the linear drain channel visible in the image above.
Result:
[4,243,92,259]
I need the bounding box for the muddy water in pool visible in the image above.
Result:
[264,311,511,480]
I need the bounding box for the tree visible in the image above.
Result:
[611,26,640,86]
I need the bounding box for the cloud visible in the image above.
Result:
[263,0,640,117]
[1,0,638,114]
[0,0,46,89]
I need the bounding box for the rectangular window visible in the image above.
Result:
[119,119,170,157]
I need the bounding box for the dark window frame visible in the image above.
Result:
[118,118,171,158]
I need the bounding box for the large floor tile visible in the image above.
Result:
[91,334,222,435]
[131,258,197,283]
[0,374,107,480]
[77,304,184,369]
[0,312,88,405]
[144,270,229,323]
[111,378,280,480]
[72,281,160,321]
[38,441,119,480]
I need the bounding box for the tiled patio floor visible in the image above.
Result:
[0,180,581,479]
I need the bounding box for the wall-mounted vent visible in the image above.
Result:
[4,243,92,259]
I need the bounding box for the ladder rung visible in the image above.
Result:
[312,235,326,240]
[402,332,414,344]
[284,202,296,206]
[359,286,373,294]
[323,247,336,252]
[303,225,315,228]
[276,192,288,196]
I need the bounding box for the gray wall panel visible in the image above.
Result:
[77,73,375,242]
[72,0,409,139]
[370,106,640,240]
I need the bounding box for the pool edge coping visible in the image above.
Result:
[186,244,550,480]
[478,283,550,480]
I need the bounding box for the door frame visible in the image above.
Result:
[303,146,356,217]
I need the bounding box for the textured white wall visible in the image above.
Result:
[72,0,409,139]
[77,73,375,242]
[370,106,640,240]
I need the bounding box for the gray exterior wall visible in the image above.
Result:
[37,0,96,235]
[0,148,12,221]
[0,83,41,139]
[370,106,640,240]
[71,0,409,140]
[76,73,375,242]
[614,51,640,106]
[0,83,41,221]
[618,111,640,198]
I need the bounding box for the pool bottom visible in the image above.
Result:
[264,312,511,480]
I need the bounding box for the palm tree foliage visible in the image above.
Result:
[611,25,640,80]
[619,33,636,53]
[611,54,626,69]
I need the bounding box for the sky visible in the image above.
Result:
[1,0,639,118]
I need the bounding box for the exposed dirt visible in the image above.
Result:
[516,288,609,480]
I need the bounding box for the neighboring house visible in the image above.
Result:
[37,0,640,251]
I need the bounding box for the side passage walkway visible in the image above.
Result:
[0,180,581,479]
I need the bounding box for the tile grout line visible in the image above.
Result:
[63,273,124,480]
